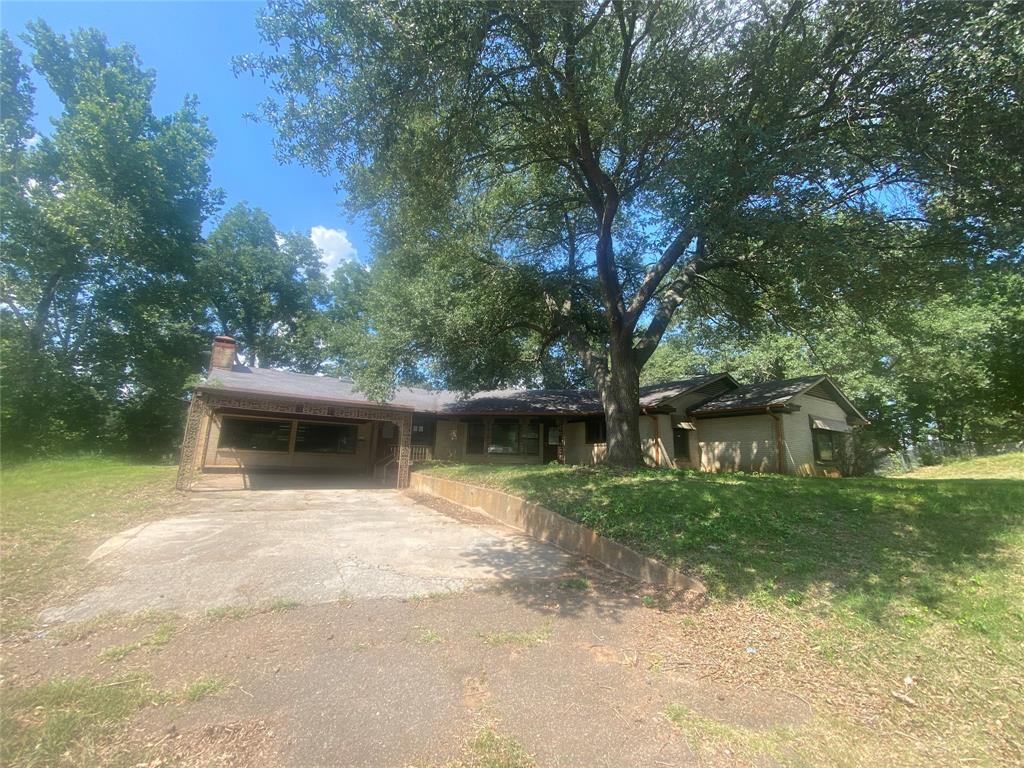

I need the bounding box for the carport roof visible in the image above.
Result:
[197,366,732,417]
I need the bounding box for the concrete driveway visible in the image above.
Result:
[40,488,575,623]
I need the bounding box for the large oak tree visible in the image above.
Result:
[244,0,1020,466]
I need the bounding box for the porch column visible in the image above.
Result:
[176,393,212,491]
[396,413,413,488]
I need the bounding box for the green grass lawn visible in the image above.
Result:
[423,455,1024,764]
[902,451,1024,480]
[1,456,177,634]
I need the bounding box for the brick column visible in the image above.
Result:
[175,393,212,491]
[396,413,413,488]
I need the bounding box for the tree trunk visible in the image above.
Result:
[598,337,644,468]
[29,272,61,356]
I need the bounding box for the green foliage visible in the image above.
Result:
[0,456,175,633]
[244,0,1020,459]
[199,202,325,368]
[426,458,1024,762]
[644,267,1024,449]
[1,23,220,459]
[182,675,230,702]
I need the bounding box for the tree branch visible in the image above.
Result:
[633,237,714,367]
[625,226,697,331]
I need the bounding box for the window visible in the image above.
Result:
[294,422,358,453]
[812,429,839,463]
[489,419,519,454]
[466,420,485,455]
[672,427,690,460]
[520,421,540,455]
[585,417,606,445]
[411,419,435,446]
[219,417,291,452]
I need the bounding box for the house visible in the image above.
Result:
[176,336,867,490]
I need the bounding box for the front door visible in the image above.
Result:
[543,422,561,463]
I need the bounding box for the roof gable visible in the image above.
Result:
[690,374,867,424]
[638,373,738,407]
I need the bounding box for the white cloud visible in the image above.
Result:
[310,225,357,274]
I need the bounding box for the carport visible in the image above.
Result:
[176,337,415,491]
[176,385,413,491]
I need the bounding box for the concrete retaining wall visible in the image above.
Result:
[409,472,705,594]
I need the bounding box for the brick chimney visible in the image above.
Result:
[210,335,237,370]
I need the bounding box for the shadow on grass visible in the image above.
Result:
[425,464,1024,643]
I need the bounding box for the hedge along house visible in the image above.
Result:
[176,337,867,490]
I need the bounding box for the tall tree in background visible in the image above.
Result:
[643,266,1024,452]
[199,202,326,369]
[245,0,1020,467]
[1,23,220,456]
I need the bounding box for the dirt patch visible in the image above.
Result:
[406,490,505,528]
[3,578,810,768]
[461,674,491,710]
[145,719,282,768]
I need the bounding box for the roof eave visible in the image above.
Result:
[195,384,416,412]
[691,404,794,418]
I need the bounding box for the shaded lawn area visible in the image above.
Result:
[901,451,1024,480]
[421,458,1024,651]
[1,456,177,634]
[423,457,1024,763]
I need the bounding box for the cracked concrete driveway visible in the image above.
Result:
[40,488,575,623]
[13,485,812,767]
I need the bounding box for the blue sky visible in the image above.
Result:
[2,1,368,271]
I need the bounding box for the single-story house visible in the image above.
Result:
[176,336,868,490]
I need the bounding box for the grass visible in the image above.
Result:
[182,675,231,702]
[0,672,233,767]
[902,451,1024,480]
[205,597,301,620]
[559,576,590,590]
[51,609,177,644]
[480,623,553,648]
[1,456,176,634]
[0,675,163,767]
[424,454,1024,765]
[100,620,177,662]
[439,725,535,768]
[418,628,443,645]
[662,704,797,762]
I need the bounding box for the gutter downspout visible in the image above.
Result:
[767,407,786,475]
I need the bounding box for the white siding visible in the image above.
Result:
[697,415,779,473]
[640,414,674,467]
[783,393,851,476]
[661,381,737,469]
[563,415,673,467]
[563,420,605,464]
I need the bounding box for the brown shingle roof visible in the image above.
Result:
[690,374,868,423]
[197,366,734,417]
